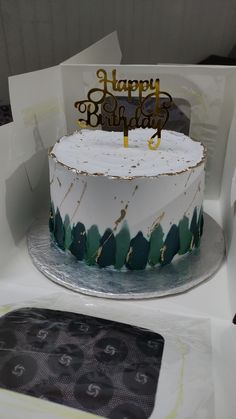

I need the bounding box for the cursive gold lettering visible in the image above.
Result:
[75,68,172,149]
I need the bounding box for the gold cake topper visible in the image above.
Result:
[74,69,173,149]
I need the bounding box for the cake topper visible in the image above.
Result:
[74,69,173,150]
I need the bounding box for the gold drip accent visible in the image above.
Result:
[132,185,139,196]
[184,171,192,188]
[95,230,114,263]
[59,182,74,209]
[112,184,138,232]
[71,182,87,222]
[148,135,161,150]
[95,246,102,263]
[124,135,128,148]
[114,206,128,231]
[77,120,88,129]
[190,236,194,251]
[147,211,165,237]
[93,184,139,262]
[160,245,167,262]
[126,247,133,263]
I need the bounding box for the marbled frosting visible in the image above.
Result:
[48,128,206,270]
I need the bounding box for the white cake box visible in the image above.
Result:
[0,32,236,418]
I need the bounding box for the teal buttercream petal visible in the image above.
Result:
[70,222,87,260]
[178,215,192,255]
[49,202,55,233]
[64,214,72,250]
[54,208,65,250]
[115,222,130,269]
[190,207,199,248]
[148,224,164,266]
[126,231,149,270]
[161,224,180,266]
[97,228,116,268]
[85,225,101,265]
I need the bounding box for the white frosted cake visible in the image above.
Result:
[48,128,206,270]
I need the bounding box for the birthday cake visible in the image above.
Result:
[48,128,206,270]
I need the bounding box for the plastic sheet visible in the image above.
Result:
[0,293,214,419]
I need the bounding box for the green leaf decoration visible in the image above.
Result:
[190,207,199,248]
[49,202,55,233]
[198,207,204,237]
[70,222,87,260]
[54,208,65,250]
[64,214,72,250]
[126,231,149,270]
[160,224,180,266]
[97,228,116,268]
[85,225,101,265]
[148,224,164,266]
[115,222,130,269]
[178,215,192,255]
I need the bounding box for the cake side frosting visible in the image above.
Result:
[48,129,205,270]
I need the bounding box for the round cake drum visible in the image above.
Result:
[27,213,225,299]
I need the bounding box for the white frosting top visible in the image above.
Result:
[51,128,205,178]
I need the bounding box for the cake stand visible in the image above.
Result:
[27,213,225,299]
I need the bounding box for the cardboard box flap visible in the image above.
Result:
[9,66,66,162]
[60,31,122,65]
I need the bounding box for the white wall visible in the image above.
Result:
[0,0,236,104]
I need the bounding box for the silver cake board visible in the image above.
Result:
[27,213,225,300]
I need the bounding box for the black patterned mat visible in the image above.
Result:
[0,307,164,418]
